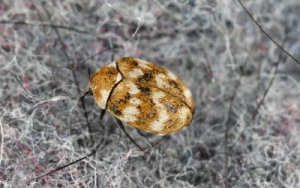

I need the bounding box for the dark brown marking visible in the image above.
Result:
[149,99,155,106]
[165,104,177,113]
[138,86,151,95]
[115,93,130,104]
[165,119,179,129]
[138,73,153,82]
[110,105,122,116]
[120,57,128,61]
[124,92,130,100]
[169,80,179,89]
[129,60,138,66]
[146,112,157,119]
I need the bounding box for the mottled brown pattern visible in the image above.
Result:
[89,57,194,134]
[107,80,192,134]
[107,81,159,131]
[117,57,195,113]
[138,73,153,82]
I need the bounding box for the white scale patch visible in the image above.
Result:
[135,58,152,69]
[155,74,168,88]
[178,107,189,123]
[130,97,142,105]
[128,68,144,78]
[183,89,192,102]
[98,89,111,109]
[121,106,139,122]
[107,62,116,68]
[168,71,177,80]
[150,91,168,131]
[152,91,165,100]
[116,73,122,83]
[126,81,140,94]
[151,111,169,132]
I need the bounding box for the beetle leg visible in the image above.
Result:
[115,118,144,151]
[79,89,93,102]
[99,109,106,122]
[136,130,153,147]
[111,52,114,62]
[136,130,170,150]
[35,144,102,180]
[79,89,94,142]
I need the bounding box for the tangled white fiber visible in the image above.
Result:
[1,0,300,187]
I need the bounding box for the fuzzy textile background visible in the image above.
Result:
[1,0,300,187]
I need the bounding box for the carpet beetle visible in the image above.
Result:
[88,57,195,134]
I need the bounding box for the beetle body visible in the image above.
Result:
[88,57,194,134]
